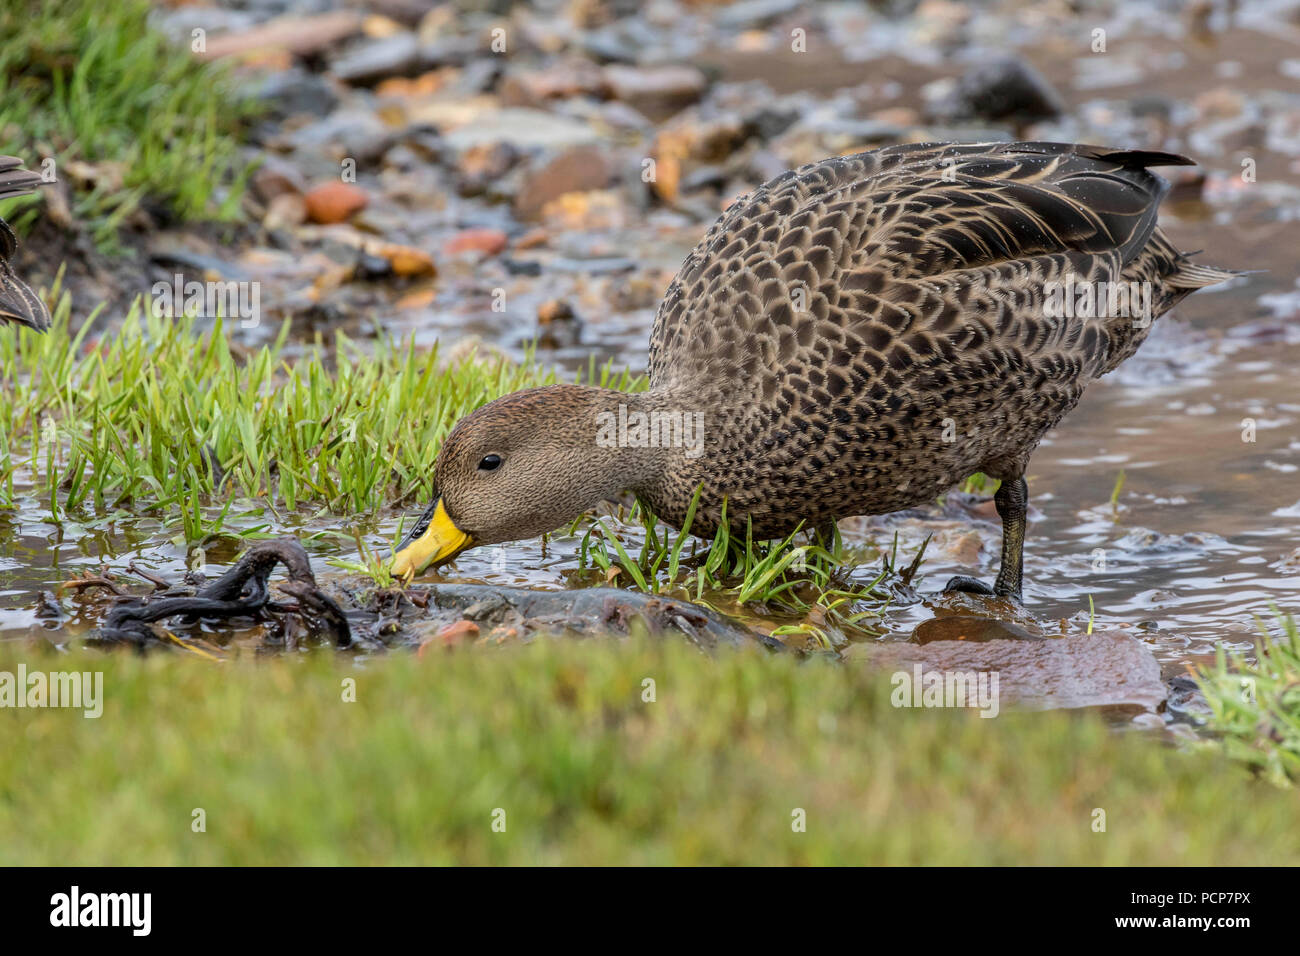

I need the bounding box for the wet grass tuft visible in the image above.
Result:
[575,493,888,647]
[0,295,637,543]
[1196,608,1300,786]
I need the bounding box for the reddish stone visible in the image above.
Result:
[443,228,508,257]
[303,181,369,224]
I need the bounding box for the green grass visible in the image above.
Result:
[0,293,636,542]
[2,299,892,639]
[0,0,257,246]
[0,639,1295,865]
[1196,609,1300,786]
[573,494,893,647]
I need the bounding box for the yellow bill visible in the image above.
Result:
[390,499,472,583]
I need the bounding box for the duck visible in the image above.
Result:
[0,156,48,331]
[390,141,1237,601]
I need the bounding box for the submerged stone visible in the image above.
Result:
[845,629,1166,714]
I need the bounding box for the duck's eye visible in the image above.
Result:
[477,454,502,472]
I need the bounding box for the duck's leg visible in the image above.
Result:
[944,476,1027,602]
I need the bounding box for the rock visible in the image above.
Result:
[304,182,369,224]
[442,108,600,151]
[930,57,1065,124]
[680,165,728,193]
[286,108,394,164]
[845,629,1166,714]
[602,65,708,120]
[382,244,437,278]
[502,258,543,276]
[251,67,341,119]
[912,615,1043,644]
[941,530,985,567]
[401,125,448,164]
[1166,168,1206,202]
[537,299,577,324]
[453,59,503,96]
[417,618,480,655]
[370,0,432,27]
[148,245,251,280]
[539,190,625,231]
[536,299,582,349]
[514,228,548,250]
[649,116,752,203]
[1130,94,1174,121]
[716,0,803,29]
[869,106,922,128]
[416,34,484,69]
[454,141,521,196]
[404,583,772,652]
[1195,86,1246,121]
[500,61,606,107]
[197,11,364,61]
[396,288,436,310]
[443,228,508,257]
[514,145,615,221]
[252,156,307,203]
[375,71,446,98]
[577,20,661,64]
[546,256,636,275]
[910,0,971,49]
[264,193,307,230]
[355,252,394,281]
[598,100,653,131]
[330,32,421,85]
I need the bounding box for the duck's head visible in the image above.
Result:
[389,384,661,582]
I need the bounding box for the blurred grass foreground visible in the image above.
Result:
[2,639,1297,865]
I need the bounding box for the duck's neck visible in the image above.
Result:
[584,386,703,498]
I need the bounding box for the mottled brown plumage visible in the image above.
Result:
[392,142,1237,596]
[0,156,48,332]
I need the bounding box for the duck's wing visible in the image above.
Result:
[0,156,49,332]
[649,142,1228,392]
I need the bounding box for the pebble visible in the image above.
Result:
[514,145,615,221]
[601,64,708,119]
[251,67,341,119]
[331,32,421,85]
[304,182,369,224]
[443,228,508,257]
[931,58,1065,124]
[264,192,307,230]
[252,156,307,203]
[198,10,363,62]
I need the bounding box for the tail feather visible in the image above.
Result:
[1166,261,1248,290]
[0,156,49,333]
[0,157,42,202]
